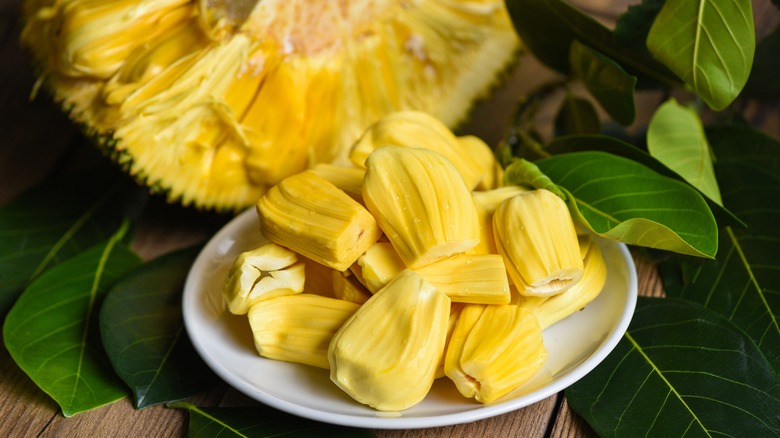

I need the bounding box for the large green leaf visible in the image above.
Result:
[2,225,143,416]
[535,151,718,257]
[614,0,666,51]
[0,169,145,317]
[647,0,755,110]
[554,93,600,136]
[100,246,218,409]
[662,160,780,374]
[743,25,780,100]
[707,124,780,171]
[647,98,722,205]
[569,41,637,126]
[566,297,780,436]
[169,402,375,437]
[546,134,744,228]
[505,0,679,87]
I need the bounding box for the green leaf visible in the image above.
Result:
[647,98,722,205]
[554,93,600,136]
[647,0,755,110]
[169,402,375,438]
[505,0,679,87]
[536,151,718,257]
[100,246,218,409]
[707,124,780,172]
[614,0,666,50]
[2,225,143,416]
[0,169,146,317]
[503,159,567,200]
[743,25,780,100]
[662,160,780,374]
[566,297,780,436]
[546,134,745,228]
[569,41,637,126]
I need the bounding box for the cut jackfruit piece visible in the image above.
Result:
[518,238,607,329]
[248,294,360,369]
[414,254,511,304]
[493,189,584,297]
[328,269,450,411]
[363,146,480,269]
[22,0,520,210]
[444,303,547,403]
[349,111,500,190]
[256,171,382,271]
[331,270,372,304]
[356,241,406,294]
[222,243,304,315]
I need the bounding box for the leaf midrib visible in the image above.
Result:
[69,222,127,410]
[624,331,711,436]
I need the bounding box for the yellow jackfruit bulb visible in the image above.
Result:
[306,164,366,205]
[223,243,305,315]
[350,111,485,190]
[331,270,372,304]
[328,269,451,411]
[456,135,503,190]
[248,294,360,369]
[415,254,511,304]
[445,304,547,403]
[473,186,529,212]
[494,189,584,297]
[363,146,480,269]
[356,241,406,293]
[257,172,382,271]
[519,238,608,329]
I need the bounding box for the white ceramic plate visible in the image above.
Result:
[183,208,637,429]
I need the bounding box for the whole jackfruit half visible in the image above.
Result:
[20,0,520,210]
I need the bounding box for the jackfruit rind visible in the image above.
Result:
[21,0,520,210]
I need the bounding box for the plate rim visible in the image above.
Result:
[182,208,638,429]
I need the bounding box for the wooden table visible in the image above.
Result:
[0,1,774,436]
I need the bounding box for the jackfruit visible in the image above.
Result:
[331,270,372,304]
[21,0,520,210]
[414,254,511,304]
[356,241,406,293]
[349,111,500,190]
[518,237,607,329]
[328,269,450,411]
[471,185,528,255]
[256,171,382,271]
[248,294,360,369]
[444,303,547,403]
[493,189,583,297]
[363,146,480,269]
[223,243,304,315]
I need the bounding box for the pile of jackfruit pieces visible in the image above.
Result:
[222,111,607,412]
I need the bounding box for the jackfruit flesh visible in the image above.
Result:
[328,269,450,411]
[349,111,500,190]
[256,171,382,271]
[518,237,607,329]
[415,254,511,304]
[331,270,372,304]
[493,189,584,297]
[445,303,547,403]
[363,146,480,269]
[21,0,520,210]
[356,241,406,293]
[248,294,360,369]
[223,243,304,314]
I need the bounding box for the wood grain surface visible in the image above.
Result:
[0,1,776,437]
